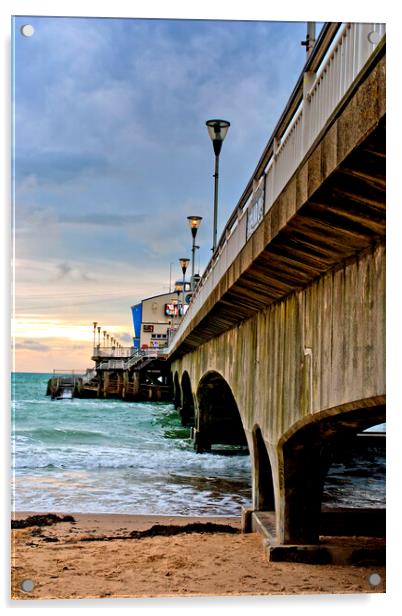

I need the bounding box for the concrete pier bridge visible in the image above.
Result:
[168,22,385,554]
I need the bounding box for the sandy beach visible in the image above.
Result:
[11,512,385,600]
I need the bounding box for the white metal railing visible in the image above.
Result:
[125,349,142,369]
[92,346,135,358]
[98,358,127,370]
[52,369,85,375]
[168,22,385,354]
[303,23,386,154]
[272,106,303,206]
[95,348,165,372]
[81,368,97,384]
[125,349,158,370]
[126,350,151,370]
[51,370,85,388]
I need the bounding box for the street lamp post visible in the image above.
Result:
[175,288,181,326]
[302,22,316,58]
[169,262,174,293]
[93,322,97,350]
[97,326,101,348]
[179,258,190,316]
[187,216,202,289]
[206,119,230,252]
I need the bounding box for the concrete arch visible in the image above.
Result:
[180,371,195,427]
[251,425,275,512]
[173,371,181,409]
[275,397,385,544]
[194,370,248,453]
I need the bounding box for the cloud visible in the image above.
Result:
[15,151,109,185]
[54,262,98,283]
[56,262,73,279]
[15,340,51,352]
[12,17,314,374]
[59,212,146,227]
[119,332,133,343]
[81,271,97,283]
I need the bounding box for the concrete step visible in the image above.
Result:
[247,509,385,565]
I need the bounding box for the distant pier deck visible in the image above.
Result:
[46,348,172,402]
[46,371,81,400]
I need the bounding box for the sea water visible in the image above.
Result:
[11,373,385,515]
[11,373,251,515]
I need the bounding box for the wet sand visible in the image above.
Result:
[11,512,385,600]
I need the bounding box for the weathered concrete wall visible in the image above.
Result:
[172,241,385,543]
[172,241,385,446]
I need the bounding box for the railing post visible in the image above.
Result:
[302,70,316,154]
[358,23,374,69]
[270,136,281,204]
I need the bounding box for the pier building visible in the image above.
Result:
[131,283,191,351]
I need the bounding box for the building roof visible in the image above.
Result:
[130,290,180,309]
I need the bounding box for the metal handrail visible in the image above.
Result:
[95,348,163,372]
[98,359,127,370]
[81,368,97,385]
[92,346,135,358]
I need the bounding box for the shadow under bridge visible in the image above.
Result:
[192,371,248,454]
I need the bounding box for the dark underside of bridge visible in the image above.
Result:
[172,115,385,356]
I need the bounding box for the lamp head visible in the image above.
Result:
[179,257,190,275]
[187,215,202,238]
[206,119,230,156]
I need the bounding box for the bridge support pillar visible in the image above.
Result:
[251,427,276,511]
[275,427,333,545]
[103,372,110,398]
[180,373,195,427]
[192,428,211,453]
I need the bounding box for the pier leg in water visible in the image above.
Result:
[192,429,211,453]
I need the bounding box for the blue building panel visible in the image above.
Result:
[131,303,142,349]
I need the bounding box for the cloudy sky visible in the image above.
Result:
[12,15,320,372]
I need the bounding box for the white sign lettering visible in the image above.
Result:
[246,189,265,240]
